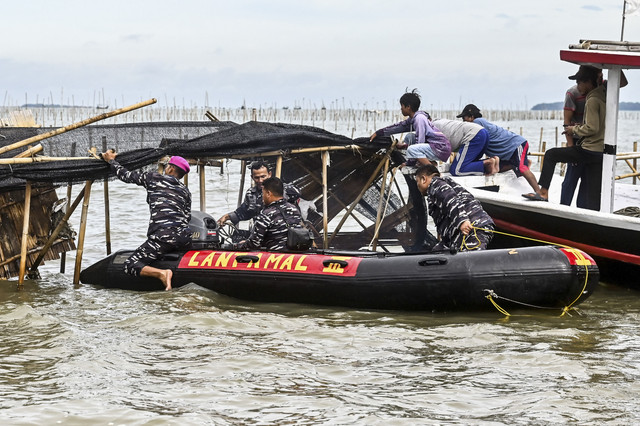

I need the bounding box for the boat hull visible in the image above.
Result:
[472,191,640,288]
[80,246,599,312]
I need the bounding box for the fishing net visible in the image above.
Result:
[0,121,429,250]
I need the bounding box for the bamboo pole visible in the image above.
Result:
[634,141,638,185]
[322,151,329,248]
[616,172,640,180]
[18,182,32,286]
[102,137,112,255]
[30,183,87,273]
[0,98,157,156]
[275,156,283,178]
[371,157,390,251]
[328,154,388,245]
[14,144,43,158]
[61,142,76,273]
[238,160,247,207]
[538,127,543,152]
[205,110,219,121]
[220,145,361,160]
[2,239,66,269]
[0,156,103,164]
[73,181,93,285]
[292,158,371,234]
[199,162,206,211]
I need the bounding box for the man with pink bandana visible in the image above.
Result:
[102,151,192,290]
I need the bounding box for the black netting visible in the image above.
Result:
[0,121,396,191]
[0,120,422,249]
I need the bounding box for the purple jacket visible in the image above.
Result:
[376,111,451,161]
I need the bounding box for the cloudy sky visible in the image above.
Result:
[2,0,640,110]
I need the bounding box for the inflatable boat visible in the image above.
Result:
[80,244,599,312]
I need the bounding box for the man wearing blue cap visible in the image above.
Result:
[102,151,192,290]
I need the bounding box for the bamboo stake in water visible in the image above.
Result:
[238,160,247,208]
[18,182,32,286]
[73,181,93,285]
[199,162,206,212]
[61,142,76,273]
[634,141,638,185]
[0,98,157,156]
[275,156,283,178]
[102,137,112,255]
[30,183,87,273]
[322,151,329,249]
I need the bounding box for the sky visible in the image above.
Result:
[2,0,640,111]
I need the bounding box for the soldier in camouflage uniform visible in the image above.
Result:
[235,177,303,251]
[102,151,192,290]
[217,161,300,226]
[415,164,494,251]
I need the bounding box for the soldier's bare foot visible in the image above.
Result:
[162,269,173,291]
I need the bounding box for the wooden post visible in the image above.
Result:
[328,155,389,245]
[102,137,112,255]
[372,158,390,251]
[30,184,87,273]
[238,160,247,207]
[61,142,76,273]
[14,144,43,158]
[18,182,32,286]
[634,141,638,185]
[540,141,546,170]
[275,156,283,178]
[538,127,543,152]
[73,181,93,285]
[0,98,157,156]
[322,151,329,248]
[328,140,397,245]
[199,162,206,212]
[292,158,371,234]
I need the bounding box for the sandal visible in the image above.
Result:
[522,192,548,202]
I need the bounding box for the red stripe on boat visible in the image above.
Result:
[493,218,640,265]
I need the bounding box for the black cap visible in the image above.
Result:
[456,104,482,118]
[568,65,601,82]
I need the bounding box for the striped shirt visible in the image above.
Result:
[109,160,192,242]
[229,183,301,224]
[239,198,302,251]
[426,176,494,250]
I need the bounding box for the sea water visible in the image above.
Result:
[1,116,639,424]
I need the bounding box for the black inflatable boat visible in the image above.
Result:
[80,244,598,312]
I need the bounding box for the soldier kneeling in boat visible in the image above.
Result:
[232,177,305,251]
[102,151,192,290]
[415,164,495,251]
[217,161,301,230]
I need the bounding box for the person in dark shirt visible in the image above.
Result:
[217,161,300,226]
[415,164,494,251]
[102,151,192,290]
[236,177,303,251]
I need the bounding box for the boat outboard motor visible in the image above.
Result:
[189,211,221,249]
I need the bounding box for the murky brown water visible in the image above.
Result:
[2,276,639,425]
[1,119,640,424]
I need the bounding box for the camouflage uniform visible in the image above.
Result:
[426,176,494,251]
[109,160,192,275]
[228,183,301,224]
[237,198,303,251]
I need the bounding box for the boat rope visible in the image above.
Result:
[472,225,590,317]
[459,221,484,251]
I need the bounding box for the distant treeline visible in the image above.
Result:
[532,102,640,111]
